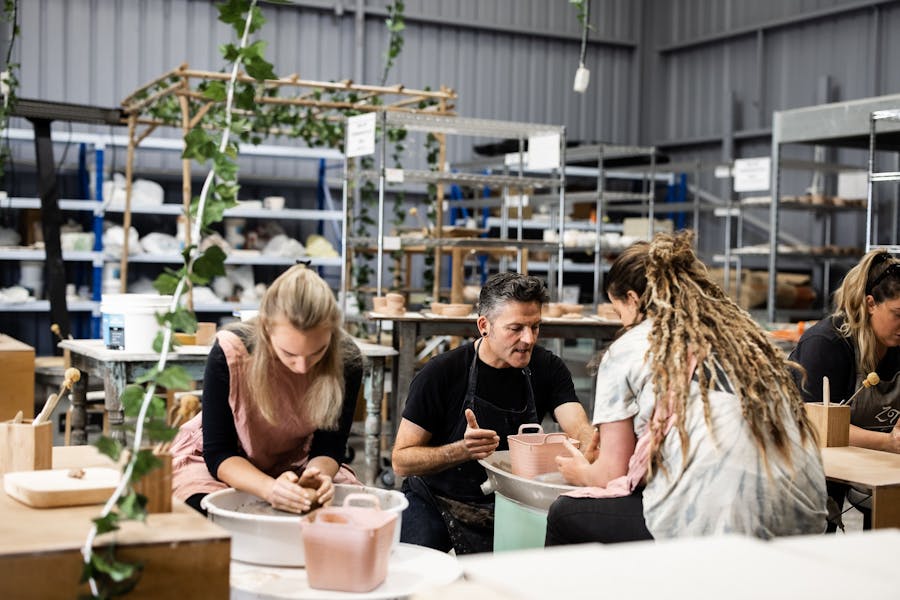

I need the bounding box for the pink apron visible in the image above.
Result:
[170,330,359,500]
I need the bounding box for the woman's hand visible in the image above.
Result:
[888,421,900,454]
[266,471,317,513]
[299,466,335,506]
[581,428,601,463]
[556,439,592,486]
[462,409,500,460]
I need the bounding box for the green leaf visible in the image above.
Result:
[182,128,217,162]
[90,550,138,583]
[157,365,192,390]
[132,449,163,481]
[92,513,121,536]
[95,436,122,462]
[121,384,148,415]
[153,269,181,295]
[118,489,148,521]
[202,81,227,102]
[192,246,228,284]
[144,419,179,443]
[170,308,198,333]
[148,395,168,419]
[244,56,277,82]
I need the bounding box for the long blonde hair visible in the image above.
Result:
[229,264,349,429]
[833,249,900,373]
[620,232,816,474]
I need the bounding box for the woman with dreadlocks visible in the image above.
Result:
[544,232,827,545]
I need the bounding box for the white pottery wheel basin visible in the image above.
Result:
[201,483,408,567]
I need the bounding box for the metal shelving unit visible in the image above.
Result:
[353,112,567,302]
[866,109,900,254]
[0,135,346,315]
[767,93,900,322]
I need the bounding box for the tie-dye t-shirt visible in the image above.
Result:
[592,319,827,538]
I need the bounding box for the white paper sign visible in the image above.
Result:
[383,236,401,251]
[385,168,405,183]
[346,112,376,158]
[733,157,771,192]
[526,133,561,170]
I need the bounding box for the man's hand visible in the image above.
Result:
[462,408,500,460]
[299,466,334,506]
[556,439,592,486]
[266,471,317,514]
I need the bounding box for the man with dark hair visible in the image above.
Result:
[391,272,598,554]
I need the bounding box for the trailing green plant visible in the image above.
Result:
[569,0,592,28]
[380,1,405,86]
[0,0,20,183]
[80,1,265,596]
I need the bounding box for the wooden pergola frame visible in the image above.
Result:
[116,63,457,295]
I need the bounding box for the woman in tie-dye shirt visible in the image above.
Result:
[545,232,827,544]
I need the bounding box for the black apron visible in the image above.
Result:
[848,369,900,432]
[411,339,538,554]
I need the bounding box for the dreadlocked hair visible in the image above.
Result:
[640,231,817,479]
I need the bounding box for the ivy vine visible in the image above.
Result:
[80,1,263,596]
[0,0,19,182]
[380,0,405,86]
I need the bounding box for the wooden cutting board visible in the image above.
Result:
[3,467,120,508]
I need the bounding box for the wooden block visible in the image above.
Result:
[0,335,35,421]
[195,322,217,346]
[0,420,52,474]
[804,403,850,448]
[133,451,172,514]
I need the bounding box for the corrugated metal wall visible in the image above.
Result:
[9,0,638,174]
[6,0,900,242]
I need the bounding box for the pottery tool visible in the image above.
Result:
[840,371,880,406]
[33,368,81,426]
[822,376,830,408]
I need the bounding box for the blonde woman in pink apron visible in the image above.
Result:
[169,264,362,514]
[791,250,900,529]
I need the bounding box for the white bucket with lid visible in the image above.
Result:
[101,294,172,353]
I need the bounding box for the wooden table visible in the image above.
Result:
[367,312,620,455]
[59,339,211,445]
[820,445,900,529]
[58,339,398,484]
[458,532,900,599]
[0,446,230,599]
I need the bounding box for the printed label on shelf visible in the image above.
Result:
[714,165,733,178]
[526,133,561,170]
[504,151,529,167]
[385,168,405,183]
[383,236,401,251]
[733,157,771,192]
[346,112,376,158]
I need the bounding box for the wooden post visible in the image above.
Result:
[119,114,138,293]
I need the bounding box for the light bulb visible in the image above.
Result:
[573,64,590,93]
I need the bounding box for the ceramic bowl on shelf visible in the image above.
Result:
[542,303,563,318]
[556,303,583,314]
[429,302,446,315]
[442,303,472,317]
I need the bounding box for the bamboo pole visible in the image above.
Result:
[119,114,138,293]
[179,78,194,311]
[120,65,182,107]
[432,90,448,301]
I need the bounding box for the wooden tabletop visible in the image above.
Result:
[0,446,231,599]
[820,446,900,488]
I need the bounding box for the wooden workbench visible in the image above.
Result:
[821,445,900,529]
[0,446,230,599]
